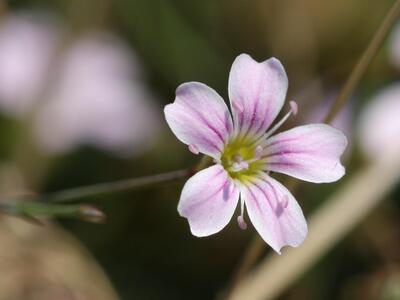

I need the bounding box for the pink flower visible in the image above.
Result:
[165,54,347,253]
[0,11,161,157]
[0,12,59,117]
[303,89,353,139]
[358,83,400,160]
[33,32,161,156]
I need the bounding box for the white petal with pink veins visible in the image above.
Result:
[262,124,347,183]
[228,54,288,139]
[178,165,239,237]
[241,175,307,254]
[165,82,233,159]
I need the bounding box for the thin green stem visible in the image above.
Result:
[324,0,400,123]
[0,146,207,221]
[222,1,400,299]
[0,166,194,223]
[0,201,105,223]
[0,168,191,204]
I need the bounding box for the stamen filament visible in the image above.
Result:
[237,198,247,230]
[257,100,298,142]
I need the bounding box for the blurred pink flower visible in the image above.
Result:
[359,83,400,159]
[165,54,347,253]
[0,12,59,117]
[0,11,160,156]
[34,32,160,156]
[304,90,353,138]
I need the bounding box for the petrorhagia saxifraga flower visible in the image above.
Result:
[165,54,347,253]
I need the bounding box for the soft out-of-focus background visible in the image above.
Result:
[0,0,400,299]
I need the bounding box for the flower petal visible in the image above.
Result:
[241,175,307,254]
[165,82,233,158]
[228,54,288,139]
[262,124,347,183]
[178,164,239,237]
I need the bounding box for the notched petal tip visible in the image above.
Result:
[228,53,288,138]
[163,102,172,114]
[266,56,284,70]
[242,176,308,253]
[270,224,308,255]
[265,57,288,83]
[175,81,204,96]
[164,81,233,158]
[272,232,308,255]
[273,219,308,255]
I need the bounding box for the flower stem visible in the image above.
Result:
[0,201,105,223]
[222,1,400,298]
[0,168,191,204]
[324,0,400,123]
[0,168,192,223]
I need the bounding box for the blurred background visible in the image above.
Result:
[0,0,400,299]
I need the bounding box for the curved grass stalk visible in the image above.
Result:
[223,0,400,298]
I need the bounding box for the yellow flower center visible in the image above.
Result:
[221,138,263,182]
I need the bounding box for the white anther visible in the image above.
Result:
[188,144,199,155]
[231,161,248,172]
[231,162,241,172]
[254,145,263,159]
[237,215,248,230]
[237,198,247,230]
[289,101,298,116]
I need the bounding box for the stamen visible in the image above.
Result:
[263,100,299,139]
[231,163,241,172]
[237,198,247,230]
[188,144,199,155]
[231,161,249,172]
[289,100,298,116]
[237,216,247,230]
